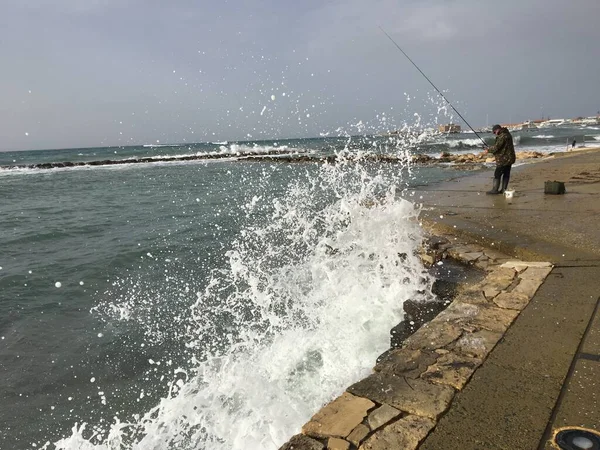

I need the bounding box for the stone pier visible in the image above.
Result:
[279,237,552,450]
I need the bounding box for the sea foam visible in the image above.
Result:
[48,137,432,450]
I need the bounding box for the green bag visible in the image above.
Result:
[544,181,566,195]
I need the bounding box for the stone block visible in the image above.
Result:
[348,372,455,419]
[474,259,490,270]
[461,251,485,262]
[487,266,518,283]
[512,277,543,298]
[480,267,517,299]
[302,392,375,439]
[420,253,435,266]
[482,248,512,263]
[432,301,479,323]
[430,300,519,334]
[483,285,501,299]
[447,246,473,258]
[519,266,553,281]
[327,438,349,450]
[455,289,489,305]
[280,434,325,450]
[421,352,482,390]
[358,414,435,450]
[426,235,450,250]
[367,404,402,430]
[374,348,438,378]
[449,329,503,359]
[403,320,464,351]
[390,299,449,347]
[471,304,520,332]
[347,424,370,447]
[493,291,530,310]
[501,261,552,271]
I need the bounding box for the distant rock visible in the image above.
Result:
[410,150,546,166]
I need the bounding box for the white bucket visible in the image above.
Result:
[504,190,515,199]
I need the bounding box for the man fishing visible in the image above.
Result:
[483,124,516,195]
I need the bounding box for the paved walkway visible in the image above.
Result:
[418,149,600,449]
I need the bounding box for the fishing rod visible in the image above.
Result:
[379,26,488,147]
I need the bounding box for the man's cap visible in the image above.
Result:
[492,124,502,132]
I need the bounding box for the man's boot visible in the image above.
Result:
[500,177,510,193]
[486,178,501,195]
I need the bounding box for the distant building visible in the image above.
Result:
[574,116,600,125]
[439,123,461,133]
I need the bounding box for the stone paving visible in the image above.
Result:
[279,236,553,450]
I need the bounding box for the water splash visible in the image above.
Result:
[46,130,436,450]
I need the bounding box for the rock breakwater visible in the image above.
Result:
[1,150,548,171]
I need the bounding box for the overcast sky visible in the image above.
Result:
[2,0,599,151]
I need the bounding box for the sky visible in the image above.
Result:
[1,0,599,151]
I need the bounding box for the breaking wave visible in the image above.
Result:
[47,135,433,450]
[443,138,482,148]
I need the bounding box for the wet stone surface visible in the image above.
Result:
[279,234,553,450]
[390,258,485,348]
[358,415,436,450]
[347,372,455,419]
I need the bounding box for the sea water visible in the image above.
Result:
[0,124,597,450]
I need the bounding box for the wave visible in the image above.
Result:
[223,143,294,154]
[142,144,184,148]
[49,139,431,449]
[531,135,555,139]
[1,147,310,173]
[441,138,482,148]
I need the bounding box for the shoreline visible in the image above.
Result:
[3,146,599,172]
[278,147,600,449]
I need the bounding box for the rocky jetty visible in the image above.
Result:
[1,150,548,171]
[412,150,546,165]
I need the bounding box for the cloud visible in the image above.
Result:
[8,0,134,14]
[2,0,600,150]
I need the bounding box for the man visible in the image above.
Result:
[483,124,516,195]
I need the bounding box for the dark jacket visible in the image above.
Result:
[488,128,516,166]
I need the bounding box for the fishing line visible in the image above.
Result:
[379,26,488,148]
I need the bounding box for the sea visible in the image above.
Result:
[1,123,598,450]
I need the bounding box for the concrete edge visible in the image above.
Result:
[278,232,554,450]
